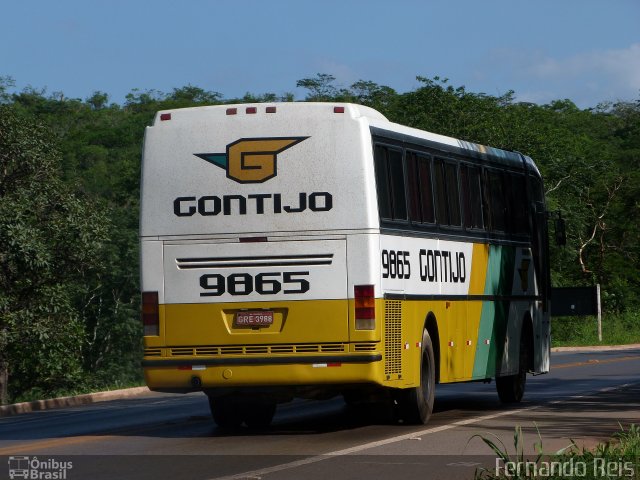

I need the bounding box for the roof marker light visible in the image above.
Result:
[266,106,277,113]
[246,107,257,114]
[226,108,238,115]
[334,106,345,113]
[160,113,171,121]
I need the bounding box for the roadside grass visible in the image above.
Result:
[11,380,145,405]
[552,311,640,347]
[472,424,640,479]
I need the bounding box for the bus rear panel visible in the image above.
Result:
[140,104,393,398]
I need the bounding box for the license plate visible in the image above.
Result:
[235,311,274,327]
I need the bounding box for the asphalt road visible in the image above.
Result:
[1,348,640,480]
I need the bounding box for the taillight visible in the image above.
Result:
[142,291,159,336]
[354,285,375,330]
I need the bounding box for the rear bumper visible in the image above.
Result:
[142,353,381,368]
[143,354,383,389]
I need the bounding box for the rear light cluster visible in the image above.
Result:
[226,106,278,115]
[142,291,159,336]
[161,105,345,121]
[354,285,375,330]
[225,105,345,115]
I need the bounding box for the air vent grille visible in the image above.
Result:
[176,254,333,270]
[353,343,378,352]
[384,300,402,375]
[167,343,349,357]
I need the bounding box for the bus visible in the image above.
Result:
[140,102,551,428]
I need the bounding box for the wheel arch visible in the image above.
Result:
[424,312,440,384]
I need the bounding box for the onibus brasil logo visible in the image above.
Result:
[8,456,73,479]
[195,137,308,184]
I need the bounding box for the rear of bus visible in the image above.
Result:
[140,103,387,425]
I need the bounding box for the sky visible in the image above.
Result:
[2,0,639,109]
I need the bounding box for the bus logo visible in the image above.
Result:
[8,456,29,479]
[195,137,308,184]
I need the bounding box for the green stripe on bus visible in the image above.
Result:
[472,245,515,379]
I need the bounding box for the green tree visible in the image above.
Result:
[0,105,110,403]
[297,73,339,101]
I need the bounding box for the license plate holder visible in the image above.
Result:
[235,311,274,328]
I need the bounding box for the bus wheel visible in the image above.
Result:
[496,332,528,403]
[209,395,243,429]
[397,329,435,424]
[243,400,277,429]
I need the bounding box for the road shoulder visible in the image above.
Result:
[0,386,151,417]
[551,343,640,352]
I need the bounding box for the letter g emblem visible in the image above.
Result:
[195,137,308,184]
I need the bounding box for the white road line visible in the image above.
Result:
[209,382,638,480]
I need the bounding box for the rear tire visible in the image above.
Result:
[396,329,435,424]
[496,330,529,403]
[208,395,276,429]
[209,395,243,429]
[243,400,277,429]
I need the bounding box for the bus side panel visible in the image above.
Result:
[471,245,512,379]
[470,244,546,379]
[465,243,489,380]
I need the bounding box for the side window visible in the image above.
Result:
[444,162,461,227]
[373,144,407,221]
[433,158,461,227]
[406,151,435,224]
[461,164,484,230]
[433,159,448,225]
[487,170,506,232]
[373,145,392,220]
[388,149,407,220]
[507,173,528,234]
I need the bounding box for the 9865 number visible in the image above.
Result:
[382,250,411,279]
[199,271,310,297]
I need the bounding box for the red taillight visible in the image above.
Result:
[266,106,277,113]
[142,291,159,336]
[246,106,257,114]
[334,106,345,113]
[226,108,237,115]
[160,113,171,121]
[354,285,375,330]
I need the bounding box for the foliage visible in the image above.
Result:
[0,105,113,401]
[551,311,640,347]
[0,72,639,403]
[473,424,640,479]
